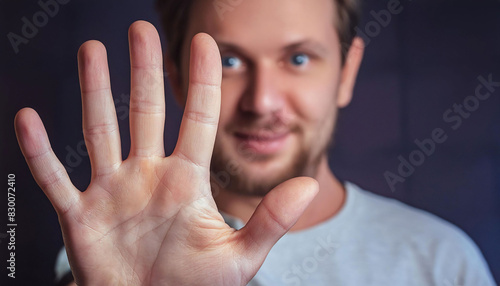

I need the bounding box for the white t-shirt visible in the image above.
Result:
[55,182,496,285]
[222,182,496,286]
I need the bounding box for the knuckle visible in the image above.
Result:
[184,110,218,126]
[129,93,164,115]
[84,122,118,136]
[38,167,66,191]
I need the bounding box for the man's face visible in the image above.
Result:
[179,0,350,196]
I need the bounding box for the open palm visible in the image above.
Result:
[15,21,317,286]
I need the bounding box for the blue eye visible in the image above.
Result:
[290,53,310,66]
[222,56,242,68]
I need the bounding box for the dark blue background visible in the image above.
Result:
[1,0,499,285]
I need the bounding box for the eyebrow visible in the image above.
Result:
[217,39,329,58]
[283,41,329,56]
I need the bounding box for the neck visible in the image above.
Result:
[213,156,346,231]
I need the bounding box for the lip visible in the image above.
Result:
[234,131,290,155]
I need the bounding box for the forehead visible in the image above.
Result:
[187,0,338,52]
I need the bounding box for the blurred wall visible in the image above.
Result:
[1,0,498,285]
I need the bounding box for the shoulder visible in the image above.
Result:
[347,181,469,240]
[345,182,496,285]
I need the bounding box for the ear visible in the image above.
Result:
[337,37,364,108]
[165,56,185,107]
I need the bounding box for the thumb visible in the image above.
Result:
[236,177,318,274]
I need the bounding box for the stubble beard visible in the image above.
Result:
[210,132,327,197]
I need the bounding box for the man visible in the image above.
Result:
[15,0,495,285]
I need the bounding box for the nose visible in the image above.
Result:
[238,62,285,116]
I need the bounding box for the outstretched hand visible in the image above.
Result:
[15,21,318,285]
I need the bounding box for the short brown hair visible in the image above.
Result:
[156,0,361,69]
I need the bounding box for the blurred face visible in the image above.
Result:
[179,0,349,196]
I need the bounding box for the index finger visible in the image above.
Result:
[173,33,222,168]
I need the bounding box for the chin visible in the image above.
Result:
[211,142,311,196]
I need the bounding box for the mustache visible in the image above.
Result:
[227,113,296,132]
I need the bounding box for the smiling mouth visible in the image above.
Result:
[234,131,290,155]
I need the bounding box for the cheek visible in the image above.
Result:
[292,73,340,128]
